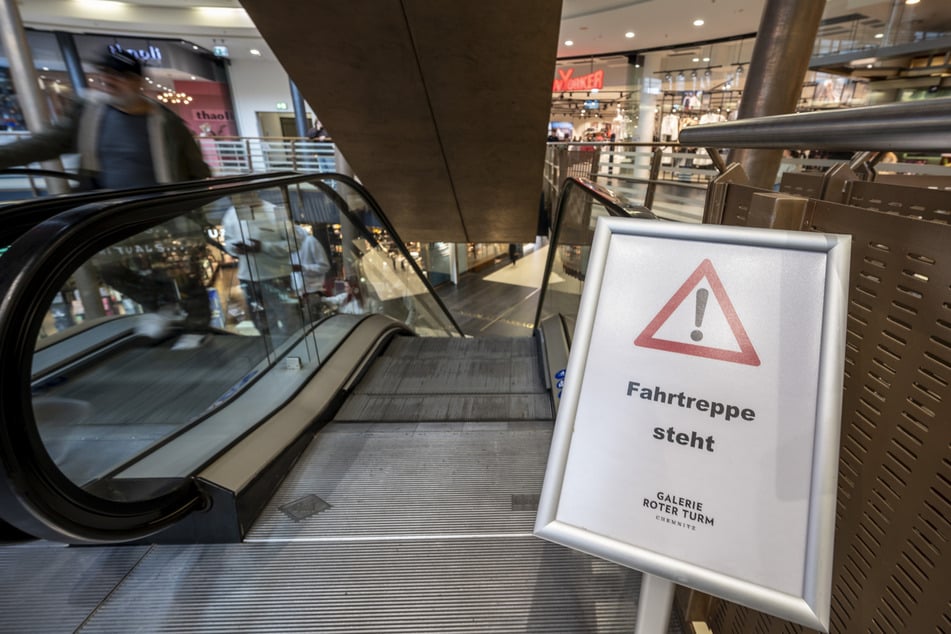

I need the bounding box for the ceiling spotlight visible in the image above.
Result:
[693,19,705,26]
[665,73,672,80]
[736,65,743,74]
[625,32,635,38]
[692,57,700,62]
[874,33,884,38]
[250,49,262,56]
[704,69,711,77]
[565,40,574,46]
[703,57,710,62]
[677,72,685,80]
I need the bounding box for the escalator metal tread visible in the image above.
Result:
[248,420,553,540]
[70,538,681,633]
[0,544,149,633]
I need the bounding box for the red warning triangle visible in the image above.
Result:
[634,259,760,366]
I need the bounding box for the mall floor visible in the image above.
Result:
[436,244,548,338]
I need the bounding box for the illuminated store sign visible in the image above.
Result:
[108,42,163,63]
[552,68,604,92]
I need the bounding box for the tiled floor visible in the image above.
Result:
[436,244,549,338]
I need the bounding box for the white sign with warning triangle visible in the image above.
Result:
[535,217,851,631]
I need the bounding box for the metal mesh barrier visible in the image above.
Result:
[704,181,950,633]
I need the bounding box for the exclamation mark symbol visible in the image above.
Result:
[691,288,708,342]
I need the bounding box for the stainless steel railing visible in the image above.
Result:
[677,96,951,152]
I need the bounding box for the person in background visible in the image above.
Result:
[306,122,330,141]
[0,50,210,189]
[875,151,900,176]
[291,230,331,319]
[322,275,368,315]
[0,50,213,347]
[221,193,303,339]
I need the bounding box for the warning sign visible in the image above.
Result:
[634,258,760,366]
[535,216,851,631]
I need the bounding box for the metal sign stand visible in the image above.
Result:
[635,573,675,634]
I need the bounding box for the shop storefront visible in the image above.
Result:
[0,29,237,137]
[549,59,640,142]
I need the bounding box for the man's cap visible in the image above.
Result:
[98,50,143,76]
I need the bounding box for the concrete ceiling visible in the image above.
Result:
[556,0,951,58]
[237,0,561,243]
[23,1,950,64]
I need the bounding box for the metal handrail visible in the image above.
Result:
[678,97,951,152]
[543,142,728,224]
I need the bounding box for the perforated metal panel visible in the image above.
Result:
[718,183,763,227]
[779,171,825,199]
[708,201,951,633]
[846,180,951,223]
[875,172,951,190]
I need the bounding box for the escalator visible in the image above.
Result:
[0,176,682,632]
[1,171,460,542]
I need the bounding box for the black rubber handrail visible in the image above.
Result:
[0,167,81,200]
[0,166,82,181]
[0,171,461,543]
[532,177,656,330]
[0,172,295,247]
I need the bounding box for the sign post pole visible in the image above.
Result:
[634,574,674,634]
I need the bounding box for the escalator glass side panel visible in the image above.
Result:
[30,176,463,492]
[531,178,658,413]
[536,182,614,332]
[30,187,319,493]
[286,179,463,338]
